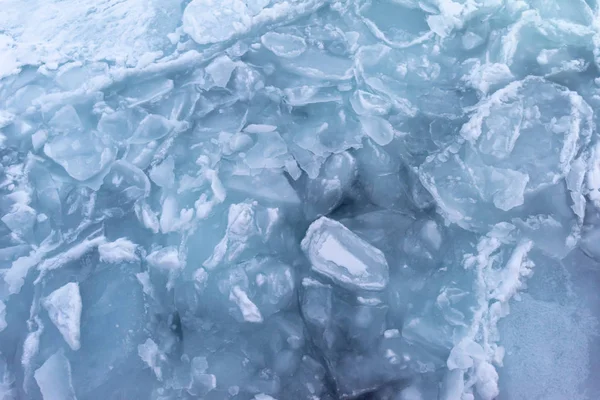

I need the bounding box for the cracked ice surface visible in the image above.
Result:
[1,0,600,399]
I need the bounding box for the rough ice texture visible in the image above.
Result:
[42,282,82,351]
[1,0,600,399]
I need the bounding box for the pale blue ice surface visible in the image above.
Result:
[1,0,600,399]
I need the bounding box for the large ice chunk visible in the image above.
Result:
[301,217,389,291]
[420,77,593,230]
[44,130,115,182]
[42,282,82,351]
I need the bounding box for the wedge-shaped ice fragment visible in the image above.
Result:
[261,32,307,58]
[44,130,115,181]
[147,247,183,271]
[1,203,36,239]
[42,282,82,351]
[98,238,138,264]
[34,351,77,400]
[97,110,134,142]
[301,217,389,291]
[230,285,263,323]
[130,114,175,144]
[244,131,289,169]
[205,55,239,88]
[49,105,83,133]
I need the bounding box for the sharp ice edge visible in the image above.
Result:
[0,0,599,399]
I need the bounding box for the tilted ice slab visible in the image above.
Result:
[301,216,389,291]
[42,282,82,351]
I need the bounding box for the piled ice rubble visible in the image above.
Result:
[1,0,600,399]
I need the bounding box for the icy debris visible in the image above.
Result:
[146,247,184,271]
[183,0,326,45]
[1,0,600,398]
[42,282,82,351]
[0,302,6,332]
[138,338,165,380]
[301,217,389,291]
[1,202,36,239]
[98,238,139,263]
[38,236,107,274]
[451,228,535,399]
[229,285,263,323]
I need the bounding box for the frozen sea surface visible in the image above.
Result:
[1,0,600,399]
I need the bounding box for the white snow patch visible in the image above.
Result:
[98,238,138,263]
[230,285,263,323]
[146,247,183,270]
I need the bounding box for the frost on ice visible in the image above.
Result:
[42,282,82,351]
[1,0,600,399]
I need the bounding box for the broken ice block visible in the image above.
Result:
[301,217,389,291]
[419,77,593,231]
[42,282,82,351]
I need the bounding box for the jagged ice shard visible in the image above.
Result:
[1,0,600,399]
